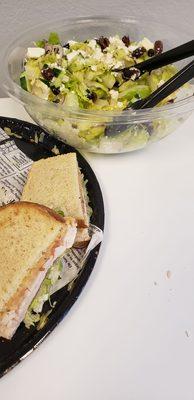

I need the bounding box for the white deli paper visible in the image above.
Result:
[0,127,103,296]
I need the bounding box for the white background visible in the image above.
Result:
[0,98,194,399]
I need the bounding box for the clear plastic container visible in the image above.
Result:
[2,16,194,153]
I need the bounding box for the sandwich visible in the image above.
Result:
[0,201,77,340]
[21,153,91,247]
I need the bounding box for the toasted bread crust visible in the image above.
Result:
[75,219,88,228]
[0,201,75,226]
[78,170,89,228]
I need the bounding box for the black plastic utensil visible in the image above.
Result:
[132,59,194,109]
[105,59,194,137]
[114,40,194,79]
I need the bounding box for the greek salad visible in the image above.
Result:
[20,32,179,111]
[19,32,192,152]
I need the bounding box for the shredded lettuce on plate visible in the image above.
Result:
[24,259,63,329]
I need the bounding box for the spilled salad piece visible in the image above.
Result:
[20,32,179,111]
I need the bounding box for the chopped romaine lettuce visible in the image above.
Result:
[83,178,93,218]
[35,40,45,48]
[37,310,53,330]
[24,258,63,329]
[79,125,105,141]
[48,32,60,45]
[25,60,41,80]
[54,209,65,217]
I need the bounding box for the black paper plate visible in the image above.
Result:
[0,117,104,378]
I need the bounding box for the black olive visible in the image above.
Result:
[132,47,146,58]
[63,43,70,49]
[51,86,60,95]
[87,91,97,102]
[154,40,163,54]
[42,68,54,81]
[122,67,141,81]
[96,36,110,51]
[113,81,120,88]
[147,48,155,57]
[122,35,130,47]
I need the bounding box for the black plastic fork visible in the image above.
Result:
[132,59,194,109]
[114,40,194,80]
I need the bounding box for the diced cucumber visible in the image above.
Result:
[53,68,61,77]
[20,72,30,91]
[20,76,28,91]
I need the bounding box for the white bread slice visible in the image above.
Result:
[21,153,90,247]
[0,201,77,340]
[22,153,89,228]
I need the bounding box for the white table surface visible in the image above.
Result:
[1,98,194,400]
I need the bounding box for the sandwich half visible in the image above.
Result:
[22,153,91,247]
[0,201,77,340]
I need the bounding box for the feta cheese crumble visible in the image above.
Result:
[27,47,45,58]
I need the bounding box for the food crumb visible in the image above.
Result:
[3,127,12,135]
[185,330,190,338]
[154,281,157,286]
[166,270,171,279]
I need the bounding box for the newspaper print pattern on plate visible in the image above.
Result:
[0,127,103,296]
